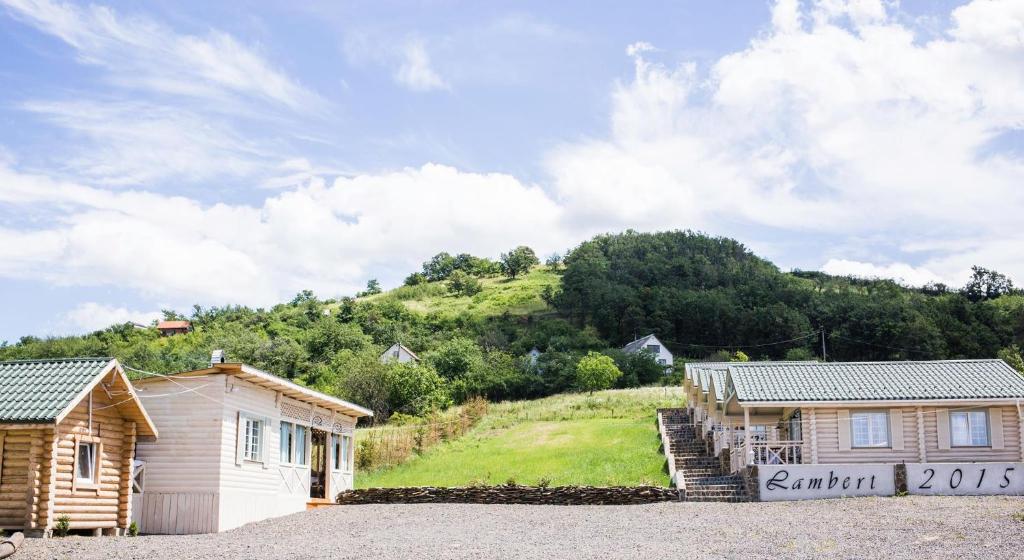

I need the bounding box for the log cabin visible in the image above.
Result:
[130,355,372,534]
[0,358,157,536]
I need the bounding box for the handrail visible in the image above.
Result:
[749,440,804,466]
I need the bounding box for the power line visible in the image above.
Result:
[660,330,821,350]
[829,333,935,357]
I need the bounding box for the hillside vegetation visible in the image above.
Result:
[358,386,681,488]
[2,230,1022,425]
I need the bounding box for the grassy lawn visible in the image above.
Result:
[355,266,560,320]
[357,386,683,488]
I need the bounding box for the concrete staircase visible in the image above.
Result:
[659,408,748,503]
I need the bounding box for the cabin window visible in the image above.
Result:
[342,434,353,471]
[951,411,989,446]
[851,412,889,447]
[243,417,263,461]
[294,425,308,466]
[76,442,97,484]
[280,421,294,463]
[332,434,342,471]
[646,344,660,354]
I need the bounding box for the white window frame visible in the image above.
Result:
[241,413,264,463]
[851,411,890,448]
[280,420,295,464]
[72,435,101,491]
[950,410,990,447]
[294,424,309,466]
[332,434,342,472]
[342,434,354,472]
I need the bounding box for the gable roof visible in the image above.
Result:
[136,362,373,418]
[156,320,191,330]
[729,360,1024,404]
[710,370,728,403]
[382,343,420,361]
[0,358,158,436]
[623,334,667,354]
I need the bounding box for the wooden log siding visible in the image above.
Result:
[0,430,31,529]
[50,384,134,531]
[923,406,1022,462]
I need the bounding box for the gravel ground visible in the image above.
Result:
[17,496,1024,560]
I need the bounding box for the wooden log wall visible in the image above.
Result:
[0,430,31,529]
[52,385,132,531]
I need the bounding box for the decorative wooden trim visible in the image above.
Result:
[808,409,818,464]
[837,410,851,451]
[0,431,5,486]
[989,408,1004,450]
[890,409,905,451]
[916,407,927,462]
[936,409,951,450]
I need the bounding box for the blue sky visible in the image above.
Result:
[0,0,1022,343]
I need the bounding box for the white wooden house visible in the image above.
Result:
[130,359,372,534]
[623,334,673,372]
[379,343,420,364]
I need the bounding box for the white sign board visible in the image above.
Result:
[906,463,1024,496]
[758,464,895,501]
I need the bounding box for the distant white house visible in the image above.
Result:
[131,353,372,534]
[380,343,420,364]
[622,334,673,372]
[528,347,542,366]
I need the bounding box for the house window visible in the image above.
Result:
[243,416,263,461]
[294,425,308,466]
[951,411,989,446]
[332,434,342,471]
[646,344,660,354]
[342,434,353,471]
[280,421,294,463]
[76,442,97,484]
[851,412,889,447]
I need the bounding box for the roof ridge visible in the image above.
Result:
[731,359,1005,366]
[0,356,113,365]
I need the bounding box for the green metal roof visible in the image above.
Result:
[0,358,114,422]
[729,360,1024,403]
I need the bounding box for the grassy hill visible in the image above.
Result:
[357,386,682,488]
[356,266,560,320]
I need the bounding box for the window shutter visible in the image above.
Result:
[890,409,904,451]
[837,410,851,451]
[989,408,1004,450]
[262,417,272,469]
[235,411,245,466]
[936,409,951,450]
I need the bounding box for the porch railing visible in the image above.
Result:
[750,440,803,466]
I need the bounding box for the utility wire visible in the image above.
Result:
[661,330,820,350]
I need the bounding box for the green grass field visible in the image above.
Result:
[357,386,683,488]
[356,266,560,319]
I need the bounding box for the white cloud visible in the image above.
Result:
[821,259,944,287]
[395,39,449,92]
[1,0,320,110]
[0,162,566,305]
[544,0,1024,284]
[61,302,162,333]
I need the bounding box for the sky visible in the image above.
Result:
[0,0,1022,343]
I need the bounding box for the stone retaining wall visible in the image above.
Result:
[336,485,681,505]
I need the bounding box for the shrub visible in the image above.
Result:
[446,270,483,297]
[575,351,622,394]
[54,514,70,537]
[128,521,139,537]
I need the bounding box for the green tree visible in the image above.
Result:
[998,345,1024,373]
[575,351,622,394]
[499,246,539,279]
[362,279,382,296]
[404,272,427,286]
[446,270,483,297]
[422,252,457,281]
[426,337,482,380]
[962,266,1016,302]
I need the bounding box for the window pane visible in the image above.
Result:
[280,422,293,463]
[77,443,95,482]
[343,435,352,469]
[950,412,970,446]
[969,411,989,446]
[851,414,869,447]
[295,426,307,465]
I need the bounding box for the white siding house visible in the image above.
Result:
[131,361,371,534]
[379,343,420,364]
[622,334,673,372]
